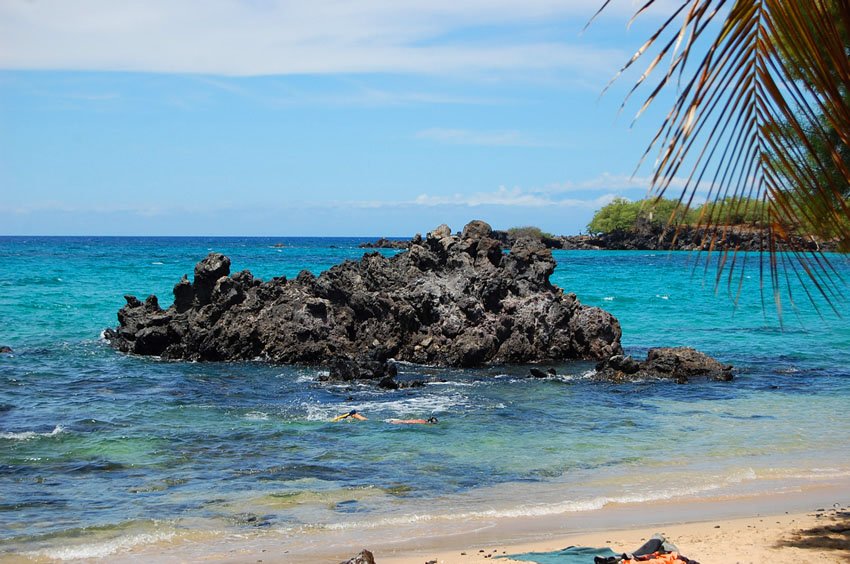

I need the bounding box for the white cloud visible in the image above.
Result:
[541,172,716,196]
[0,0,638,76]
[535,172,653,195]
[406,186,617,209]
[193,76,508,108]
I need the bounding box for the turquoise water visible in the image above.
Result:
[1,237,849,560]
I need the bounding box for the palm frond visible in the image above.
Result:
[601,0,850,315]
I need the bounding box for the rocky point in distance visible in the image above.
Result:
[362,217,835,253]
[105,220,732,384]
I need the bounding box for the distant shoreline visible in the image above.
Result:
[361,224,842,253]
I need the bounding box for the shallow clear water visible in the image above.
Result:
[1,237,849,560]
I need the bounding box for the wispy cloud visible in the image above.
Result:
[8,170,712,221]
[193,76,507,108]
[326,187,618,209]
[415,128,544,147]
[0,1,633,77]
[542,172,715,196]
[409,187,615,208]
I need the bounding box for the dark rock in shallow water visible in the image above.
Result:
[321,359,396,382]
[359,237,411,250]
[340,549,375,564]
[529,367,556,378]
[106,220,623,372]
[595,347,733,383]
[377,376,400,390]
[0,346,12,354]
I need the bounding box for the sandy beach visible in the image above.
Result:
[166,486,850,564]
[374,505,850,564]
[313,485,847,564]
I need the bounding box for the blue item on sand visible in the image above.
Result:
[498,546,618,563]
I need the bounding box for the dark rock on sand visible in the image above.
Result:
[340,549,376,564]
[106,221,623,373]
[595,347,733,383]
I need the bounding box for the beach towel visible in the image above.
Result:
[498,546,618,563]
[502,534,699,564]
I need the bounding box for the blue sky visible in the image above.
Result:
[0,0,686,236]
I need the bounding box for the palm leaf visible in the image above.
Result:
[597,0,850,315]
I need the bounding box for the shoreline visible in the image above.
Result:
[347,485,850,564]
[98,480,850,563]
[377,508,850,564]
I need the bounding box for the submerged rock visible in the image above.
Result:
[105,221,623,371]
[595,347,733,383]
[0,346,12,354]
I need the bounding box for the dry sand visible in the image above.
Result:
[371,506,850,564]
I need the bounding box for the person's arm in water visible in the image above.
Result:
[332,410,368,422]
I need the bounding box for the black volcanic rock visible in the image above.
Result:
[340,550,376,564]
[553,218,835,252]
[489,217,837,252]
[595,347,733,383]
[105,221,623,371]
[359,237,412,250]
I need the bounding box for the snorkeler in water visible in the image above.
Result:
[389,416,438,425]
[332,409,367,422]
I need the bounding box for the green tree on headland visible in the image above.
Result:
[507,226,555,240]
[587,197,700,235]
[587,198,640,234]
[594,0,850,310]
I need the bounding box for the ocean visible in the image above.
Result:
[1,236,849,561]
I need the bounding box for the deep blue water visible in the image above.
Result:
[1,236,849,560]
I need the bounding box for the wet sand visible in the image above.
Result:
[329,484,850,564]
[88,483,850,563]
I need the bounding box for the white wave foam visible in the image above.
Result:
[245,411,269,421]
[655,294,670,300]
[603,296,614,301]
[25,532,175,561]
[1,425,65,441]
[325,468,760,530]
[299,390,473,422]
[302,403,342,422]
[767,467,850,481]
[151,261,164,265]
[425,380,477,387]
[363,392,472,415]
[554,371,596,383]
[296,371,323,383]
